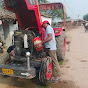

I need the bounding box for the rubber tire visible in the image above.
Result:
[55,31,66,61]
[39,57,52,86]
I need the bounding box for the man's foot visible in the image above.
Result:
[51,77,62,82]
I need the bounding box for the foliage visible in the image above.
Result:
[83,14,88,21]
[0,0,4,9]
[38,0,48,3]
[51,9,64,19]
[41,9,64,20]
[66,14,71,19]
[38,86,49,88]
[51,22,56,28]
[59,60,63,65]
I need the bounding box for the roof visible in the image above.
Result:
[0,9,16,21]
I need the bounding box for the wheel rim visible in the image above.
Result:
[46,62,52,80]
[63,38,66,54]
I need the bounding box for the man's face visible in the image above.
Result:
[42,23,48,29]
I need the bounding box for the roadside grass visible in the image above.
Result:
[38,60,63,88]
[38,86,50,88]
[59,60,63,65]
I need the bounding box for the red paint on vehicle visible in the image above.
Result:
[54,28,63,36]
[42,28,45,40]
[4,0,42,34]
[46,62,52,80]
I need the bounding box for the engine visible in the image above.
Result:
[11,30,46,62]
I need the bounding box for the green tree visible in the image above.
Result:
[43,9,64,20]
[52,9,64,19]
[66,14,71,19]
[83,14,88,21]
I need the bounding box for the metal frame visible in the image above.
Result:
[0,63,36,79]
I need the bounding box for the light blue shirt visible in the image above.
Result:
[45,25,57,50]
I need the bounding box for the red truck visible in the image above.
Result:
[0,0,66,85]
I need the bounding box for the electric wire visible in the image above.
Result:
[63,0,75,15]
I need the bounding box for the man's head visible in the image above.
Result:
[42,20,50,29]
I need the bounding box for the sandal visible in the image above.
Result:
[51,77,62,81]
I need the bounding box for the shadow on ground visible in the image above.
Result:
[0,75,79,88]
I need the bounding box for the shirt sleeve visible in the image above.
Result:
[46,27,52,34]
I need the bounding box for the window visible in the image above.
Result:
[28,0,36,5]
[4,0,17,7]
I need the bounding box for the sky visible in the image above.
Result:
[48,0,88,19]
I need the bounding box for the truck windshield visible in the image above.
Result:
[28,0,36,5]
[4,0,17,7]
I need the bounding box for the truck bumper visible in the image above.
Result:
[0,64,36,79]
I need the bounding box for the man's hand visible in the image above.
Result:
[11,50,15,57]
[41,40,44,44]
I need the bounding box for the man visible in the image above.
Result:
[41,20,61,81]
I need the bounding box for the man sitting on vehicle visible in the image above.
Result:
[41,20,62,81]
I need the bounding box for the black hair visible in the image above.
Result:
[47,23,50,25]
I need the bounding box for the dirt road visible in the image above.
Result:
[62,26,88,88]
[0,26,88,88]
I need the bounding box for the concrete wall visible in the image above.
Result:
[0,25,4,41]
[2,21,18,47]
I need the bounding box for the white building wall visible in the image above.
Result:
[41,16,52,25]
[2,21,18,47]
[0,25,4,42]
[9,22,18,37]
[8,22,18,47]
[2,21,10,47]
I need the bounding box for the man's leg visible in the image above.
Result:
[48,50,61,77]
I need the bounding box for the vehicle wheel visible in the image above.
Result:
[39,57,53,85]
[55,31,66,60]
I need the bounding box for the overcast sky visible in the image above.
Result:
[48,0,88,19]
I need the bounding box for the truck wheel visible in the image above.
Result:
[39,57,52,85]
[55,31,66,60]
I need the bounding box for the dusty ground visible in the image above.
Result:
[0,26,88,88]
[61,26,88,88]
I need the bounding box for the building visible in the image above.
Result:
[0,9,18,47]
[41,14,52,25]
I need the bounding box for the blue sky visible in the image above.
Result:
[48,0,88,19]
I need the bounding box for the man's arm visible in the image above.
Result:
[42,33,52,44]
